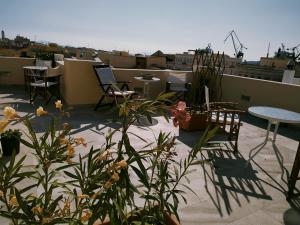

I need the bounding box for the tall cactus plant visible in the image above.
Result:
[188,49,225,109]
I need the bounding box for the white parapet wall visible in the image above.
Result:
[282,70,300,85]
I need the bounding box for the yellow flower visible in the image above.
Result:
[9,196,19,207]
[0,190,4,198]
[36,106,47,116]
[97,150,110,162]
[60,198,71,216]
[60,138,69,145]
[93,220,102,225]
[55,100,63,110]
[32,206,43,214]
[42,217,51,224]
[66,157,74,164]
[111,172,119,182]
[63,123,70,130]
[81,211,92,222]
[117,160,127,169]
[77,194,90,199]
[104,181,112,189]
[91,192,99,199]
[3,106,18,119]
[67,145,75,158]
[0,119,10,134]
[74,137,87,147]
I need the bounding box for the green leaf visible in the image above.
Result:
[15,189,35,220]
[48,195,63,213]
[64,171,78,180]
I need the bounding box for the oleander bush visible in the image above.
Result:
[0,94,215,225]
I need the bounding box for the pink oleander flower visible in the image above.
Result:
[171,101,191,127]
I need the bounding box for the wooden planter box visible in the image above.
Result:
[180,113,208,131]
[99,212,180,225]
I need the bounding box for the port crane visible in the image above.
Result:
[287,43,300,62]
[224,30,247,59]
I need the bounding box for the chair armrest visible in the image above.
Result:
[210,109,245,114]
[209,102,239,110]
[185,82,192,89]
[117,81,132,84]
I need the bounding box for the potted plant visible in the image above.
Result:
[0,95,215,225]
[180,49,225,131]
[1,129,22,156]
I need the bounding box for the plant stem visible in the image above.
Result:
[3,190,18,225]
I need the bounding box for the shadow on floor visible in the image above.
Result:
[0,85,122,134]
[199,146,274,217]
[243,114,300,142]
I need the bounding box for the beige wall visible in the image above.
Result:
[222,74,300,112]
[62,59,171,105]
[98,53,110,64]
[110,56,136,68]
[1,56,300,113]
[0,56,34,84]
[62,59,102,105]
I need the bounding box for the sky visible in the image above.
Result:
[0,0,299,60]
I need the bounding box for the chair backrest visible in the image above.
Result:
[36,59,52,68]
[54,54,64,62]
[208,109,243,134]
[167,72,187,88]
[94,57,103,63]
[205,86,210,111]
[93,65,117,92]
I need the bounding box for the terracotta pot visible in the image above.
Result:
[180,113,208,131]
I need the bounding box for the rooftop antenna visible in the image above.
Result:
[267,42,270,58]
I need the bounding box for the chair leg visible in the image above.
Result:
[94,96,105,111]
[30,87,38,104]
[228,134,238,152]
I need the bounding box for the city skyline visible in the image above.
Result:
[1,0,300,60]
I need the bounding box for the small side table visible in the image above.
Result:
[287,142,300,200]
[247,106,300,163]
[134,76,160,98]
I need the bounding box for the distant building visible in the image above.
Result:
[1,30,5,40]
[13,35,30,48]
[112,50,129,56]
[136,55,166,69]
[174,52,194,70]
[165,54,176,69]
[231,64,284,81]
[76,48,98,60]
[171,51,242,72]
[151,50,165,57]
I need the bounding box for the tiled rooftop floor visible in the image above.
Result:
[1,85,300,225]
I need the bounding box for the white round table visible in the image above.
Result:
[246,106,300,171]
[134,76,160,98]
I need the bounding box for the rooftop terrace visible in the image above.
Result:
[1,55,300,224]
[1,84,300,225]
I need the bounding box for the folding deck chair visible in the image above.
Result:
[93,65,137,110]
